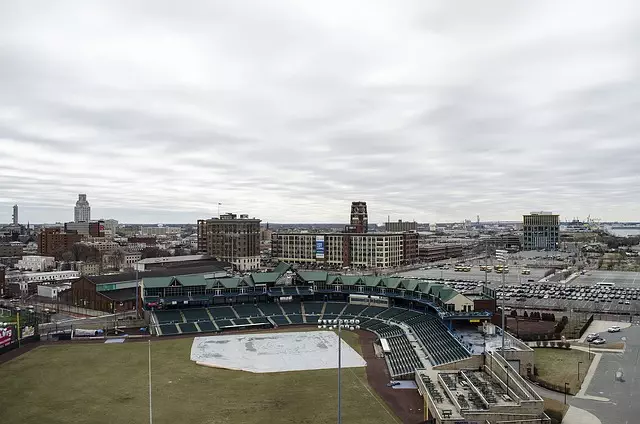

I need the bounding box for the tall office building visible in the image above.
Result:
[74,194,91,223]
[197,213,261,271]
[12,204,18,225]
[345,201,368,233]
[523,212,559,251]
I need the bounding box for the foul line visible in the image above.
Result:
[348,367,402,424]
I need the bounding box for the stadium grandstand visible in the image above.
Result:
[143,262,498,380]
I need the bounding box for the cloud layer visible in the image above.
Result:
[2,1,640,224]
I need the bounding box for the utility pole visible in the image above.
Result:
[496,249,508,356]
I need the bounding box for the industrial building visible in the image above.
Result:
[384,219,418,232]
[271,231,418,269]
[196,213,261,271]
[418,244,463,262]
[523,212,559,251]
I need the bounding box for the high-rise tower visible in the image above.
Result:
[345,201,368,233]
[12,204,18,225]
[74,194,91,223]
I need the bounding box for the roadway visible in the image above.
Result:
[570,324,640,424]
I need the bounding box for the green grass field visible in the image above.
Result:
[535,348,593,394]
[0,331,400,424]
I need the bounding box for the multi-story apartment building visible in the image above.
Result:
[271,232,418,269]
[197,213,261,271]
[37,228,83,257]
[523,212,559,251]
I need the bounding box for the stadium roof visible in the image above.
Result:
[250,272,280,284]
[297,271,328,282]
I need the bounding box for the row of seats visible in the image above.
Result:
[386,335,423,378]
[412,320,469,365]
[157,315,272,335]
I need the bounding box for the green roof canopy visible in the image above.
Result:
[297,271,328,282]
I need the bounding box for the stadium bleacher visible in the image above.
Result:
[322,303,347,316]
[386,335,423,378]
[279,302,302,315]
[302,302,324,315]
[159,323,180,335]
[208,306,237,319]
[258,303,284,316]
[197,321,217,332]
[359,306,387,318]
[341,304,367,316]
[152,301,471,372]
[179,323,199,334]
[155,310,184,324]
[270,315,291,326]
[233,304,263,318]
[182,308,211,322]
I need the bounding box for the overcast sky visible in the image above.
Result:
[2,1,640,224]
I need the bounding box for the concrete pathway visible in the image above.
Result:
[563,405,601,424]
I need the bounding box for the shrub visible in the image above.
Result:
[511,309,518,317]
[523,311,529,318]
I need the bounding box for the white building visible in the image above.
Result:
[74,194,91,223]
[10,270,80,284]
[37,282,72,299]
[123,252,142,269]
[17,255,56,272]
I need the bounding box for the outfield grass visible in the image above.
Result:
[0,331,400,424]
[535,348,592,394]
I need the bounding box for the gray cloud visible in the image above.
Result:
[1,0,640,224]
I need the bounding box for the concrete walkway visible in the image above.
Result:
[563,405,601,424]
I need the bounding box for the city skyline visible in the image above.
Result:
[2,1,640,223]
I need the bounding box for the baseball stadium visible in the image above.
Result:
[0,263,552,424]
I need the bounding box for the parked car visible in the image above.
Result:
[608,326,621,333]
[586,334,600,342]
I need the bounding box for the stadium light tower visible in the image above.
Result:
[318,318,360,424]
[496,249,508,356]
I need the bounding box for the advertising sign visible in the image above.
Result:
[315,235,325,259]
[0,325,16,348]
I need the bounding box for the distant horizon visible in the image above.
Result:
[5,220,640,227]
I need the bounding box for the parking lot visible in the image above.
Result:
[499,281,640,315]
[398,266,548,285]
[571,270,640,288]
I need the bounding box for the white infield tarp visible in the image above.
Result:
[190,331,367,373]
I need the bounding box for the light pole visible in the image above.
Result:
[564,382,569,404]
[148,340,153,424]
[578,361,583,385]
[318,318,360,424]
[496,249,508,356]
